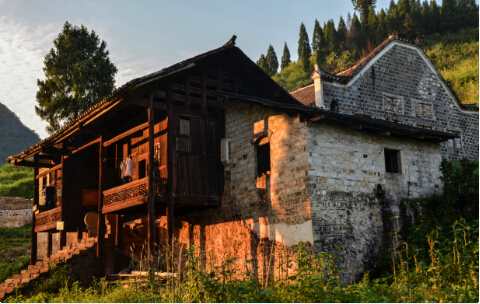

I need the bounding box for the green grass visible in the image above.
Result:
[0,163,33,199]
[0,224,31,283]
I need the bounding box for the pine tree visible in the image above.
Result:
[257,54,268,73]
[440,0,457,33]
[312,19,325,53]
[298,23,312,72]
[385,0,399,34]
[324,19,337,53]
[351,0,377,19]
[265,45,279,76]
[337,16,347,51]
[420,0,429,35]
[352,13,363,48]
[466,0,479,28]
[280,42,291,70]
[367,5,378,43]
[402,13,418,40]
[428,0,440,34]
[376,9,388,43]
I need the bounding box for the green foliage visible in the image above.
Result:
[0,224,31,283]
[0,163,33,199]
[265,45,279,76]
[271,61,312,92]
[311,19,325,54]
[424,35,479,105]
[35,21,118,135]
[297,23,312,73]
[280,42,291,70]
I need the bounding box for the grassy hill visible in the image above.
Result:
[0,102,41,166]
[273,30,479,106]
[0,163,34,199]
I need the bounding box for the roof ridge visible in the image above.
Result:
[289,83,314,94]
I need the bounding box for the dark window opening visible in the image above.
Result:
[139,159,146,179]
[257,143,271,177]
[385,149,401,173]
[330,100,339,112]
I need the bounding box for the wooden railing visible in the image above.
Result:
[102,177,167,213]
[35,206,61,232]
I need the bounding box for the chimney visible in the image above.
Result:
[312,64,323,108]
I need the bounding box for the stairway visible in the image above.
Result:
[0,237,97,299]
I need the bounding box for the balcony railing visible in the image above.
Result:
[35,206,61,232]
[102,177,167,213]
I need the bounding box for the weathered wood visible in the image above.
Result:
[35,163,62,179]
[15,160,54,169]
[37,155,61,163]
[130,96,167,111]
[185,72,191,113]
[69,137,102,155]
[102,197,146,213]
[148,91,155,261]
[31,155,38,265]
[34,207,62,232]
[59,156,66,249]
[166,80,174,242]
[114,214,123,273]
[217,66,223,107]
[97,137,105,277]
[41,146,65,156]
[103,122,149,147]
[202,69,207,116]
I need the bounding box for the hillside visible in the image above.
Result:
[0,102,41,166]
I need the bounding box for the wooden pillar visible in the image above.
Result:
[148,91,155,261]
[114,214,123,273]
[185,71,191,113]
[59,156,66,249]
[201,69,207,116]
[166,80,174,242]
[96,137,106,277]
[31,155,39,265]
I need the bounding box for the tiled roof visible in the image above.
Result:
[289,84,315,106]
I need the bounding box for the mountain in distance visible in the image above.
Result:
[0,102,41,166]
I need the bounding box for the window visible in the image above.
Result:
[384,96,402,113]
[415,102,433,119]
[177,117,191,152]
[256,143,271,177]
[139,159,146,179]
[384,149,401,173]
[179,117,190,136]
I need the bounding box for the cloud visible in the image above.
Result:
[0,15,59,139]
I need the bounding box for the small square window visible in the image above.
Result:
[257,143,271,176]
[384,149,401,173]
[179,117,190,136]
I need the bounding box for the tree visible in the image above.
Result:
[36,22,118,135]
[257,54,268,72]
[324,19,337,53]
[265,45,279,76]
[402,13,418,41]
[298,23,312,72]
[351,0,377,18]
[367,5,378,42]
[337,16,347,51]
[440,0,457,33]
[312,19,325,54]
[281,42,291,70]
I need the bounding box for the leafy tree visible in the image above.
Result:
[298,23,312,72]
[376,9,388,43]
[265,45,279,76]
[280,42,291,70]
[367,5,379,43]
[428,0,440,34]
[35,22,118,135]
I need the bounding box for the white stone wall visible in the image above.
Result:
[307,122,442,279]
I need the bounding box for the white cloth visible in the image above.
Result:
[123,157,134,177]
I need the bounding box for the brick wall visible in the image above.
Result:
[320,41,478,161]
[307,122,442,279]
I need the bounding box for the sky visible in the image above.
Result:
[0,0,433,139]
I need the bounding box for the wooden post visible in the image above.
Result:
[59,156,66,249]
[96,137,106,277]
[201,69,207,116]
[166,80,174,242]
[148,91,155,262]
[31,155,39,265]
[114,214,123,273]
[185,71,191,113]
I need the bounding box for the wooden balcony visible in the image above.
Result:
[102,177,167,213]
[35,207,61,232]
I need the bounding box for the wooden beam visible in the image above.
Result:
[148,91,155,264]
[69,137,102,155]
[130,96,167,111]
[309,115,325,122]
[80,124,109,137]
[97,135,105,278]
[15,160,54,169]
[31,155,38,265]
[36,163,62,179]
[114,214,123,273]
[201,69,207,116]
[166,80,174,242]
[185,72,191,113]
[59,156,66,249]
[41,146,65,156]
[38,155,61,163]
[103,122,149,147]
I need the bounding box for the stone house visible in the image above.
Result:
[5,36,478,287]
